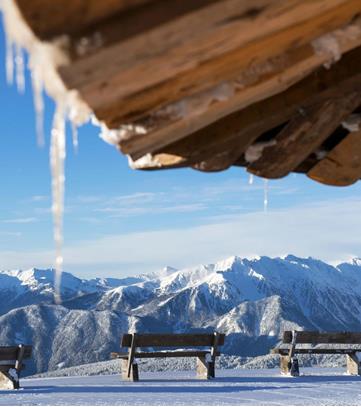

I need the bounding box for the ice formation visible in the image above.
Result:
[312,33,341,69]
[341,114,361,133]
[0,0,153,302]
[0,0,92,302]
[263,179,269,213]
[245,140,277,163]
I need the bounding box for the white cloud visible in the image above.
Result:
[1,197,360,278]
[97,203,207,217]
[2,217,38,224]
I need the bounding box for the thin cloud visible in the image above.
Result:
[2,217,38,224]
[1,197,360,278]
[97,203,207,217]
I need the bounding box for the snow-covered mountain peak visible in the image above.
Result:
[214,256,242,271]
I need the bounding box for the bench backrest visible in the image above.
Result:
[121,333,225,348]
[0,345,32,361]
[283,331,361,344]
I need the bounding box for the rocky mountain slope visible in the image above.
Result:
[1,255,361,375]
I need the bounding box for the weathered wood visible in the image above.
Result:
[117,332,224,381]
[283,331,361,344]
[273,347,361,355]
[0,364,25,372]
[129,46,361,171]
[113,350,221,359]
[0,371,16,390]
[121,333,225,348]
[60,0,361,133]
[247,93,361,179]
[280,355,291,375]
[15,345,25,372]
[121,359,139,382]
[68,0,220,59]
[0,346,32,361]
[14,0,157,40]
[138,16,361,162]
[346,353,361,375]
[308,130,361,186]
[196,356,211,379]
[0,345,32,390]
[126,334,137,379]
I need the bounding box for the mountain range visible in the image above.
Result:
[1,255,361,376]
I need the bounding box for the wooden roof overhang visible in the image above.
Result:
[11,0,361,186]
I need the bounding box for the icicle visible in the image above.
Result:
[71,122,78,153]
[248,174,254,185]
[50,103,66,304]
[5,34,13,84]
[30,65,45,146]
[263,179,269,213]
[15,43,25,93]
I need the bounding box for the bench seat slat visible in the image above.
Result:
[0,346,32,360]
[283,331,361,344]
[0,364,25,372]
[272,348,361,355]
[121,333,225,348]
[112,350,221,359]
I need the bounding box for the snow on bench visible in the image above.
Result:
[111,332,225,381]
[0,344,32,390]
[272,330,361,376]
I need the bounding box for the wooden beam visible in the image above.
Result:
[247,93,361,179]
[59,0,361,133]
[14,0,157,40]
[130,47,361,171]
[127,16,361,163]
[307,129,361,186]
[283,330,361,344]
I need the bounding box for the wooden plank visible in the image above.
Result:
[346,353,361,375]
[0,363,25,371]
[123,16,361,161]
[68,0,220,59]
[275,348,361,355]
[15,345,25,371]
[247,93,361,179]
[14,0,157,40]
[121,359,139,381]
[283,331,361,344]
[307,130,361,186]
[0,372,15,390]
[126,334,137,378]
[132,47,361,171]
[121,333,225,348]
[0,346,32,360]
[60,0,361,131]
[113,350,220,358]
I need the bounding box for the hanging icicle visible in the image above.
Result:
[50,103,66,304]
[15,42,25,93]
[5,33,13,84]
[71,122,79,153]
[263,178,269,213]
[30,64,45,147]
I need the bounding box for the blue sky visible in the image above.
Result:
[1,21,361,279]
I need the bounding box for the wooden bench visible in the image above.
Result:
[111,332,225,381]
[272,331,361,376]
[0,345,32,389]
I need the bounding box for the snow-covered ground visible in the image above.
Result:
[1,368,361,406]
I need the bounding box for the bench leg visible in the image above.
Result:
[196,356,214,379]
[280,356,299,377]
[0,371,17,390]
[121,359,139,381]
[347,353,361,375]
